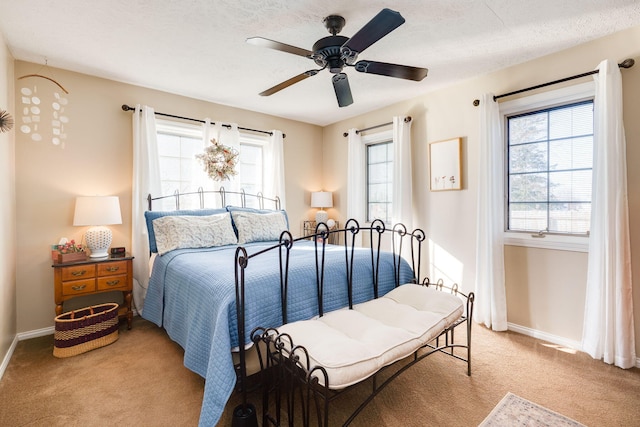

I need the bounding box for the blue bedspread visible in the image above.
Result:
[142,240,414,427]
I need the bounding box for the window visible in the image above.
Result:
[501,82,594,251]
[156,120,265,209]
[366,138,393,223]
[507,100,593,235]
[236,135,265,208]
[156,122,210,197]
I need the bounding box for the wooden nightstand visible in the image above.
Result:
[52,254,134,329]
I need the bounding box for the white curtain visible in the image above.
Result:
[212,122,241,198]
[191,119,214,201]
[264,130,286,209]
[131,105,161,314]
[474,93,508,331]
[582,59,636,369]
[346,128,365,221]
[346,129,365,245]
[391,116,413,230]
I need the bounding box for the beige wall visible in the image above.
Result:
[0,33,16,364]
[14,62,323,332]
[324,26,640,356]
[8,25,640,362]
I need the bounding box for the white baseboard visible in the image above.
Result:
[0,334,19,381]
[507,322,640,368]
[507,322,583,351]
[17,326,54,340]
[0,326,54,381]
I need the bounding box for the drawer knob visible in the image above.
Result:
[71,270,87,277]
[106,280,120,286]
[106,266,120,272]
[71,284,87,291]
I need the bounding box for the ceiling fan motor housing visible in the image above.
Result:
[312,35,350,73]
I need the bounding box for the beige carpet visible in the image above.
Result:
[479,392,586,426]
[1,317,639,426]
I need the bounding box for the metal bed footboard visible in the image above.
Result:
[233,219,472,426]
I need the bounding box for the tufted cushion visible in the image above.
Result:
[277,284,464,389]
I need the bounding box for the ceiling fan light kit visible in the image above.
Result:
[247,8,428,107]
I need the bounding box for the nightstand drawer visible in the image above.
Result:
[62,279,96,296]
[97,261,128,276]
[97,274,128,291]
[61,265,96,281]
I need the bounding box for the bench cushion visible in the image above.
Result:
[276,284,464,389]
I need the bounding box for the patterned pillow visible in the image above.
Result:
[230,210,288,244]
[152,213,237,255]
[144,208,227,253]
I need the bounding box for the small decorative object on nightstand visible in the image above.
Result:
[303,220,340,245]
[52,254,134,329]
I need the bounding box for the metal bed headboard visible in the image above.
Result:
[146,187,281,211]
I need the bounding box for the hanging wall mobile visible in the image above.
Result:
[18,60,70,147]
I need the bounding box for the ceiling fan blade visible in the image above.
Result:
[246,37,313,58]
[259,70,320,96]
[332,73,353,107]
[354,60,428,81]
[341,9,405,56]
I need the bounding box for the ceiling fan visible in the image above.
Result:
[247,8,428,107]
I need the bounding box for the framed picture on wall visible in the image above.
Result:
[429,137,462,191]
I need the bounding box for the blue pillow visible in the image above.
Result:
[144,208,228,253]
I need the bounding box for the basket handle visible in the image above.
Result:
[69,306,94,319]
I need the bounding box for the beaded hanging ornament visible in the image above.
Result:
[196,138,239,181]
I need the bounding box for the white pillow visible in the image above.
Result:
[231,211,288,244]
[152,213,237,255]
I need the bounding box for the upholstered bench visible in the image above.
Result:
[251,280,473,426]
[276,283,464,388]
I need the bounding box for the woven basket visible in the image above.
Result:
[53,303,119,358]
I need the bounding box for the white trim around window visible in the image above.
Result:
[500,82,594,253]
[504,232,588,252]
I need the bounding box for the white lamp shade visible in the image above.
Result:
[311,191,333,209]
[311,191,332,225]
[73,196,122,258]
[73,196,122,226]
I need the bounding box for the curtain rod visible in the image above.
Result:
[342,116,412,137]
[472,58,635,106]
[121,104,285,138]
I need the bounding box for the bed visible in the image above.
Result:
[140,190,416,427]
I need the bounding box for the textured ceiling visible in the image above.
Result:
[1,0,639,126]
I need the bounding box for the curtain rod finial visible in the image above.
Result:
[620,58,635,69]
[473,99,480,107]
[122,104,134,111]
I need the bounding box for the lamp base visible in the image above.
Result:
[315,210,329,225]
[86,226,112,258]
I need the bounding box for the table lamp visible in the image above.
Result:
[311,191,333,225]
[73,196,122,258]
